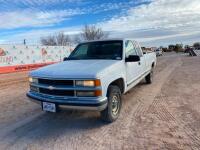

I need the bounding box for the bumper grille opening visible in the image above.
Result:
[39,88,74,96]
[30,85,39,93]
[38,79,73,86]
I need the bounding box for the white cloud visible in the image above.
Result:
[0,40,5,44]
[100,0,200,31]
[97,0,200,45]
[0,0,87,8]
[0,0,132,29]
[0,0,151,29]
[0,8,85,29]
[1,26,82,44]
[1,0,200,46]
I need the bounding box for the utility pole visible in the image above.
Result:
[24,39,26,45]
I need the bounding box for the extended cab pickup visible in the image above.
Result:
[27,39,156,122]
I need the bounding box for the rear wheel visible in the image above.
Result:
[100,85,122,123]
[145,69,154,84]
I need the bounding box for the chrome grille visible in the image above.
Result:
[30,78,99,97]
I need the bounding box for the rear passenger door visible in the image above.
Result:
[125,40,141,86]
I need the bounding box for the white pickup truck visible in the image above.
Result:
[27,39,156,122]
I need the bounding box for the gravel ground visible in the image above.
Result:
[0,52,200,150]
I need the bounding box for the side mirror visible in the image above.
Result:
[125,55,140,62]
[63,57,68,61]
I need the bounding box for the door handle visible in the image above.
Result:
[138,62,141,65]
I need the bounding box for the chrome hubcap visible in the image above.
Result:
[112,95,120,115]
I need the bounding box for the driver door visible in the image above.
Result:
[125,40,141,86]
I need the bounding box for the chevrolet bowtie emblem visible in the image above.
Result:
[48,86,55,90]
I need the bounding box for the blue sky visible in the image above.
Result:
[0,0,200,46]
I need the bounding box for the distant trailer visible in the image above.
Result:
[0,45,74,74]
[193,50,200,56]
[189,49,200,57]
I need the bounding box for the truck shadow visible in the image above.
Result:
[3,109,108,145]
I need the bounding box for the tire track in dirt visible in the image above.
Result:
[149,96,186,149]
[161,57,200,148]
[146,60,200,149]
[0,72,28,89]
[0,79,27,89]
[156,96,200,149]
[149,96,176,122]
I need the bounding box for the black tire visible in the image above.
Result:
[100,85,122,123]
[145,69,153,84]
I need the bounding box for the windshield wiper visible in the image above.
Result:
[67,58,81,60]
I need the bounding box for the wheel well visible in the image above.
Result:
[109,78,124,93]
[152,62,155,68]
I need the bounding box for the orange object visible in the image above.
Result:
[0,48,6,56]
[95,79,101,86]
[95,90,102,97]
[0,62,56,74]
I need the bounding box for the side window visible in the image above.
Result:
[133,41,143,57]
[125,40,137,58]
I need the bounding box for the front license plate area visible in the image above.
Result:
[42,102,56,112]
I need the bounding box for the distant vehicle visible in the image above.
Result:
[155,49,163,56]
[184,48,192,53]
[27,39,157,123]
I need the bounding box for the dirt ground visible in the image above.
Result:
[0,52,200,150]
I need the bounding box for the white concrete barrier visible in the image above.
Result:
[0,45,73,73]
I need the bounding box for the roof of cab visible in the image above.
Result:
[79,38,138,43]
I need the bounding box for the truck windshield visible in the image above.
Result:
[68,40,123,60]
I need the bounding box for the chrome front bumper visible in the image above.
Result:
[26,91,108,111]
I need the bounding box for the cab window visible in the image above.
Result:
[133,41,143,57]
[125,40,137,58]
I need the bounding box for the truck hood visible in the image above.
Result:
[30,60,121,79]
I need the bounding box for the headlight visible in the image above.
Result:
[29,77,33,83]
[76,90,102,97]
[29,77,38,84]
[76,79,101,87]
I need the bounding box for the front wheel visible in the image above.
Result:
[145,69,154,84]
[100,85,122,123]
